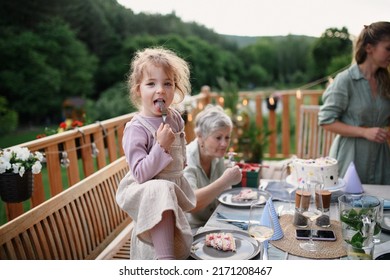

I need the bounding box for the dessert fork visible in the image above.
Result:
[157,101,167,124]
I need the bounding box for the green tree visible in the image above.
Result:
[0,96,18,135]
[311,27,352,79]
[85,82,134,122]
[0,20,97,124]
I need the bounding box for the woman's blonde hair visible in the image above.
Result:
[127,47,191,109]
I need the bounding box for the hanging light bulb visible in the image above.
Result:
[91,142,99,158]
[218,96,224,107]
[41,153,47,164]
[296,89,302,100]
[60,151,70,168]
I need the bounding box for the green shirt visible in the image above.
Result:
[184,139,227,228]
[318,64,390,184]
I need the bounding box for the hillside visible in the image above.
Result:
[223,34,317,48]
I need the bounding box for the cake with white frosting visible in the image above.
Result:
[289,157,339,188]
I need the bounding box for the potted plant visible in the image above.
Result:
[0,147,44,202]
[238,114,271,163]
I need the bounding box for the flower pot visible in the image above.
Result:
[0,171,33,203]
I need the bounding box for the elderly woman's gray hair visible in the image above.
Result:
[194,105,233,138]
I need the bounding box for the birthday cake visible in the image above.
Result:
[289,157,339,188]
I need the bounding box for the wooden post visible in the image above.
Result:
[255,95,263,129]
[281,94,290,156]
[268,110,277,157]
[295,92,304,152]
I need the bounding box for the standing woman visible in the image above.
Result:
[319,21,390,184]
[184,105,242,229]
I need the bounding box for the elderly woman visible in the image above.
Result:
[184,105,242,229]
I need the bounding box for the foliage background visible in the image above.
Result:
[0,0,352,134]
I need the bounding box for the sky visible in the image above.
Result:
[117,0,389,38]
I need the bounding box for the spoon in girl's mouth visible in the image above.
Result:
[157,101,167,124]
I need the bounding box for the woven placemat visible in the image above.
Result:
[270,214,347,259]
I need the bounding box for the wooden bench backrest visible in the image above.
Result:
[296,105,337,159]
[0,157,130,260]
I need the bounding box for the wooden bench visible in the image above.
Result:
[0,157,133,260]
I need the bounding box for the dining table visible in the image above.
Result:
[195,180,390,260]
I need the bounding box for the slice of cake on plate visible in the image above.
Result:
[232,188,258,201]
[205,232,236,252]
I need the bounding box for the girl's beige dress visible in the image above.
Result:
[116,114,196,259]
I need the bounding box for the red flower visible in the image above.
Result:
[71,120,83,127]
[59,122,67,129]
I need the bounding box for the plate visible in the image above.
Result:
[286,175,345,191]
[382,213,390,234]
[190,229,260,260]
[217,188,270,208]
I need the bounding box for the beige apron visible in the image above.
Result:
[116,114,196,259]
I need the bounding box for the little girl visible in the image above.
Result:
[116,47,196,260]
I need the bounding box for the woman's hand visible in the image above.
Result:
[363,127,390,143]
[221,165,242,187]
[156,123,175,152]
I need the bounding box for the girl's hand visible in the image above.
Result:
[156,123,175,152]
[363,127,390,143]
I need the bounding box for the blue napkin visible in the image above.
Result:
[216,212,249,230]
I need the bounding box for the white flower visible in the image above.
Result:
[18,166,26,177]
[32,161,42,174]
[35,151,44,162]
[0,158,11,173]
[0,147,44,177]
[15,147,30,161]
[12,163,21,174]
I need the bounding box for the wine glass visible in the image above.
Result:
[279,162,297,215]
[299,178,323,252]
[248,200,275,259]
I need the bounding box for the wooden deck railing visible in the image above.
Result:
[0,88,324,225]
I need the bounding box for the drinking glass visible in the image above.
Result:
[279,163,297,215]
[248,200,275,259]
[299,179,323,252]
[373,197,384,244]
[338,194,380,259]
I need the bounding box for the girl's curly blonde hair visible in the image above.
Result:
[127,47,191,109]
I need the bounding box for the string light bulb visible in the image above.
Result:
[60,151,70,168]
[91,142,99,158]
[296,89,302,100]
[218,96,224,106]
